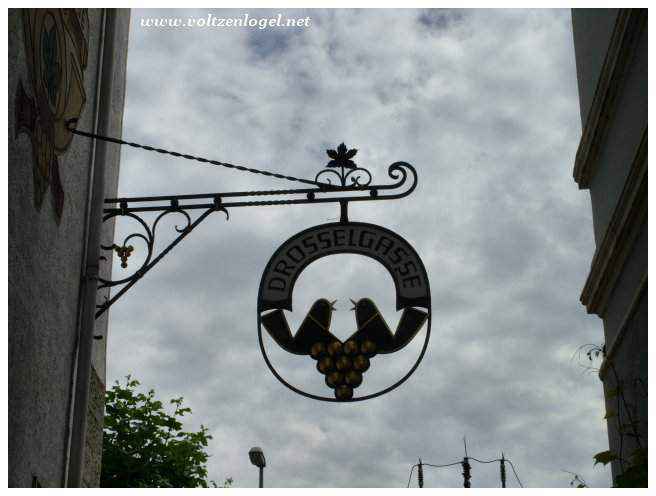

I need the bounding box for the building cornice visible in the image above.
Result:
[580,128,647,316]
[573,9,646,189]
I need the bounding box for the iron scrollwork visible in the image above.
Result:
[96,144,418,318]
[315,143,373,188]
[95,207,226,318]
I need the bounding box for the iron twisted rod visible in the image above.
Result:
[67,119,324,187]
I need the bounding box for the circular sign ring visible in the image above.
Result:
[257,221,431,402]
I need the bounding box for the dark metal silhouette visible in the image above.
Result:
[260,297,428,400]
[257,222,431,402]
[317,143,372,187]
[93,142,418,318]
[351,298,428,353]
[261,299,339,355]
[70,120,431,403]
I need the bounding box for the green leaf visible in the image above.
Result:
[593,450,617,466]
[603,410,617,420]
[101,375,228,488]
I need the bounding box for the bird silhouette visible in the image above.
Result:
[261,299,338,355]
[348,298,428,353]
[261,297,428,401]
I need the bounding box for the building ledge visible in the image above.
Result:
[580,128,646,316]
[573,9,646,189]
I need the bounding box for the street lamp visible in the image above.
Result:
[249,447,266,488]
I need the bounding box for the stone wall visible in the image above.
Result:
[82,368,106,487]
[8,8,129,487]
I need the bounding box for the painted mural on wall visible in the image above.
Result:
[15,8,89,221]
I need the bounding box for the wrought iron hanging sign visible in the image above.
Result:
[253,143,431,402]
[64,122,431,402]
[258,220,431,402]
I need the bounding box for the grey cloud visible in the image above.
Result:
[106,8,610,488]
[418,9,466,30]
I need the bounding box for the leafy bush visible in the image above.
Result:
[101,376,230,488]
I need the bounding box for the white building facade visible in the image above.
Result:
[571,8,647,484]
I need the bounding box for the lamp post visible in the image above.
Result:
[249,447,266,488]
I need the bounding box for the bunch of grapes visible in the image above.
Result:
[310,338,377,400]
[113,244,134,268]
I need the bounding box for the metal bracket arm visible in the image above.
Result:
[96,150,418,318]
[103,161,417,214]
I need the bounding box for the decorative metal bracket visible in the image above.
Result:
[96,144,418,318]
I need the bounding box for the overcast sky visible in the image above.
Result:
[106,8,611,488]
